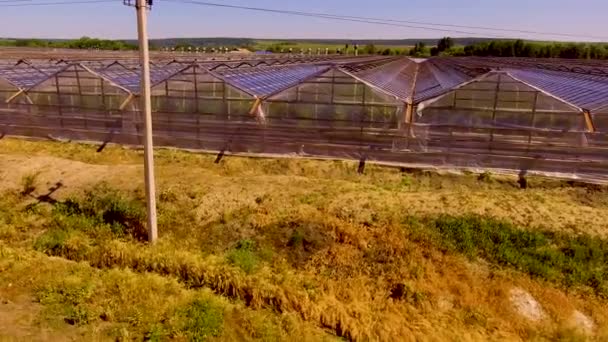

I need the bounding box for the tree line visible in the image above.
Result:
[354,38,608,60]
[461,39,608,59]
[3,36,608,60]
[428,37,608,59]
[0,37,137,51]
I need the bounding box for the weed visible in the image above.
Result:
[478,171,493,183]
[34,229,72,254]
[81,186,146,240]
[36,278,97,326]
[64,305,95,325]
[20,172,39,196]
[462,307,488,327]
[389,283,426,306]
[400,175,413,187]
[177,298,224,341]
[46,185,147,241]
[227,239,258,274]
[427,215,608,296]
[288,230,305,248]
[159,187,179,203]
[145,324,167,342]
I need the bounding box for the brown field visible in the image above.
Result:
[0,137,607,341]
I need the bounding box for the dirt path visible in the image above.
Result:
[0,154,140,198]
[0,297,81,341]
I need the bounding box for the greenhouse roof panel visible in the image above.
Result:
[413,60,482,103]
[95,64,187,93]
[507,68,608,111]
[345,58,418,101]
[0,65,50,89]
[213,64,332,98]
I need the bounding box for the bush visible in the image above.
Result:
[34,229,72,254]
[427,215,608,296]
[49,185,147,241]
[80,186,147,240]
[36,278,97,326]
[227,239,258,274]
[178,299,224,341]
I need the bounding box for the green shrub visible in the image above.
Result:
[36,279,97,326]
[145,324,167,342]
[34,229,72,254]
[80,186,146,240]
[426,215,608,296]
[227,239,258,274]
[64,305,95,325]
[178,299,224,341]
[47,185,147,241]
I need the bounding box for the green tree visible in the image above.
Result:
[363,44,377,55]
[409,42,428,57]
[437,37,454,53]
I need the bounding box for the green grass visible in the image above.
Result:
[227,239,259,274]
[416,215,608,297]
[178,298,225,341]
[50,184,147,240]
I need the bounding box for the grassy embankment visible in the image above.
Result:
[0,137,607,341]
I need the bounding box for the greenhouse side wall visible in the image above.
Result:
[145,68,261,152]
[593,110,608,133]
[2,65,132,144]
[412,72,608,169]
[259,68,408,159]
[0,79,19,128]
[1,67,608,183]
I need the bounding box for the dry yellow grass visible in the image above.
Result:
[0,137,607,341]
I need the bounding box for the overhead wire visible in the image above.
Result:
[271,10,608,40]
[165,0,507,38]
[165,0,608,41]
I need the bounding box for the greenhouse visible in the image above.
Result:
[0,55,607,181]
[3,63,133,142]
[595,105,608,132]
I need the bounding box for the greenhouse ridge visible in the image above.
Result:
[1,54,607,182]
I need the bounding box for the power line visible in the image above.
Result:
[0,0,113,6]
[283,12,608,41]
[165,0,608,41]
[166,0,507,38]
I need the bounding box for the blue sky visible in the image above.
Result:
[2,0,608,41]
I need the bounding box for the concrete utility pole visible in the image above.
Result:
[131,0,158,243]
